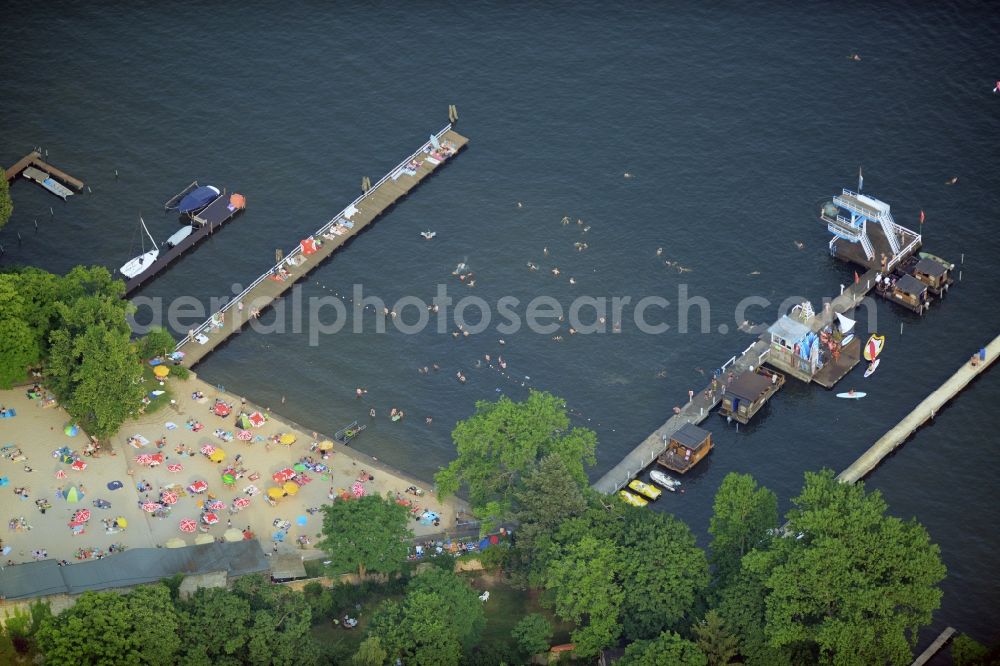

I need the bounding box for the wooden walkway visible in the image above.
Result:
[838,333,999,484]
[911,627,956,666]
[593,269,883,494]
[174,125,468,367]
[4,151,84,190]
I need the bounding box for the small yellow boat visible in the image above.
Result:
[618,489,648,507]
[628,479,662,501]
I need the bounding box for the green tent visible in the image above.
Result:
[236,414,252,429]
[65,485,82,503]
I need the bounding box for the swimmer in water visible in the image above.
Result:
[569,277,576,285]
[517,202,523,208]
[498,339,505,345]
[432,363,440,371]
[793,240,805,250]
[561,216,570,225]
[369,408,376,418]
[552,268,560,276]
[624,171,633,178]
[945,176,958,185]
[656,247,663,256]
[848,53,861,61]
[527,262,538,271]
[543,247,549,256]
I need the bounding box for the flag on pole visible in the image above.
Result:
[920,210,925,224]
[854,271,860,284]
[858,167,863,192]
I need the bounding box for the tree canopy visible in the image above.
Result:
[709,472,778,589]
[0,276,41,388]
[619,631,708,666]
[318,494,411,578]
[435,391,596,530]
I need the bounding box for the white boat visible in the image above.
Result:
[420,230,436,240]
[165,225,194,248]
[119,217,159,279]
[649,469,682,492]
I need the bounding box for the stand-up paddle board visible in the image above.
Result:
[864,358,880,378]
[836,392,867,399]
[841,333,855,347]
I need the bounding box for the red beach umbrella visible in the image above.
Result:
[351,481,365,498]
[207,500,225,511]
[71,459,87,471]
[236,429,253,441]
[142,502,162,513]
[200,444,216,455]
[179,519,197,533]
[135,454,153,464]
[55,470,67,480]
[75,509,91,522]
[202,512,219,525]
[161,491,178,505]
[232,497,251,510]
[248,411,266,427]
[167,463,183,473]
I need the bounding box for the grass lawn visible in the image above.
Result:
[139,363,173,416]
[310,591,403,658]
[464,572,574,651]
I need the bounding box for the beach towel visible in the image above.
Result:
[0,409,15,418]
[107,480,124,491]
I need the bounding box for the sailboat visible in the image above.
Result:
[119,217,159,279]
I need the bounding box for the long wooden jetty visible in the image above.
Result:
[173,125,467,367]
[910,627,957,666]
[4,151,84,191]
[837,333,999,484]
[593,268,886,494]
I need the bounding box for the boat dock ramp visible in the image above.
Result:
[172,124,468,367]
[123,188,247,296]
[4,151,84,199]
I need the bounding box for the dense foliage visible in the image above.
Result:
[0,265,178,438]
[0,167,12,229]
[317,494,412,578]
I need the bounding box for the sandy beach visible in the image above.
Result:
[0,373,467,568]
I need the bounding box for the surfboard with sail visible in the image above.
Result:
[863,335,885,362]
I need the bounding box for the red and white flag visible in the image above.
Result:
[920,210,925,224]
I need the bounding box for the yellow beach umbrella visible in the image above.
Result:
[209,449,226,463]
[279,433,296,445]
[267,487,285,500]
[116,517,128,529]
[318,440,334,451]
[153,365,170,378]
[283,481,300,496]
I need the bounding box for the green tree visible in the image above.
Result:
[35,585,180,666]
[693,610,739,666]
[177,587,252,666]
[0,278,40,387]
[617,509,710,640]
[318,495,411,578]
[2,599,52,656]
[511,613,553,656]
[545,534,624,657]
[435,391,596,529]
[370,570,484,666]
[619,631,708,666]
[762,470,946,665]
[228,575,319,666]
[715,549,793,666]
[66,324,146,438]
[708,473,778,589]
[352,636,388,666]
[139,326,177,359]
[0,167,12,230]
[951,633,1000,666]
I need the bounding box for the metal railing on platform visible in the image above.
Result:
[174,124,455,352]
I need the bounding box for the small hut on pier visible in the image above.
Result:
[719,368,785,424]
[657,423,712,474]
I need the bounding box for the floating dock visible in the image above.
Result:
[4,151,85,195]
[173,124,468,367]
[837,333,999,484]
[123,190,247,296]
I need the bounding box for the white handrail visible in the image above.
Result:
[175,124,454,352]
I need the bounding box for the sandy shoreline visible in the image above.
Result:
[0,372,467,568]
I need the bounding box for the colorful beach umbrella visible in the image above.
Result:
[208,500,225,511]
[272,468,295,483]
[71,459,87,471]
[318,440,334,451]
[167,463,183,473]
[283,481,300,496]
[209,449,226,463]
[296,515,308,526]
[202,512,219,525]
[200,444,216,455]
[188,480,208,493]
[351,481,365,498]
[179,519,197,533]
[149,453,164,466]
[74,509,91,522]
[64,423,79,437]
[153,365,170,378]
[236,429,253,441]
[135,454,152,464]
[292,463,307,473]
[248,411,266,427]
[55,470,67,480]
[222,472,236,485]
[267,487,285,499]
[236,414,252,430]
[65,486,81,503]
[161,491,178,505]
[143,502,162,513]
[279,433,296,445]
[232,497,251,510]
[116,517,127,528]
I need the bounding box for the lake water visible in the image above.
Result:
[2,1,999,654]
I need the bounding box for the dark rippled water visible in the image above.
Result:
[3,1,999,654]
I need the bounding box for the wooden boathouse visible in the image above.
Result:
[909,257,953,297]
[719,367,784,424]
[173,125,468,368]
[657,423,712,474]
[877,273,930,315]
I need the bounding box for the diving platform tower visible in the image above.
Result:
[821,171,921,272]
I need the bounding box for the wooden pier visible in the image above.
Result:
[837,333,999,484]
[910,627,956,666]
[593,270,883,494]
[4,151,84,191]
[173,125,468,367]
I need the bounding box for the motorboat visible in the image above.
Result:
[618,489,648,507]
[119,217,159,279]
[164,225,194,248]
[177,185,220,214]
[627,479,661,501]
[649,469,682,492]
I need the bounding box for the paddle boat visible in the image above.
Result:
[618,489,648,507]
[649,469,682,492]
[628,479,661,501]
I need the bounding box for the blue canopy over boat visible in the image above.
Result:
[177,185,220,214]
